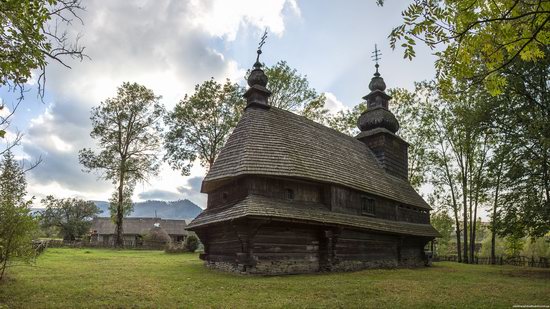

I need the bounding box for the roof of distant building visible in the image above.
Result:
[91,217,188,235]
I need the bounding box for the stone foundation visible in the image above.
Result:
[203,255,427,275]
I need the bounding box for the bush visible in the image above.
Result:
[184,235,199,253]
[164,243,188,254]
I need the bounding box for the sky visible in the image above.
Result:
[1,0,437,209]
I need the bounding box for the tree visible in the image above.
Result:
[164,79,244,175]
[0,150,37,280]
[485,51,550,239]
[1,0,87,99]
[389,0,550,94]
[505,234,525,257]
[428,81,495,263]
[164,63,331,176]
[108,183,134,221]
[263,61,328,123]
[184,234,199,253]
[326,102,366,136]
[430,211,454,256]
[79,82,164,247]
[40,196,100,241]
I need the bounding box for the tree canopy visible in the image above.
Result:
[79,82,164,247]
[263,61,328,122]
[164,78,244,175]
[1,0,86,98]
[390,0,550,94]
[40,196,100,241]
[0,151,37,280]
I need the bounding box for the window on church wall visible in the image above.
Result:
[286,188,295,200]
[361,197,376,216]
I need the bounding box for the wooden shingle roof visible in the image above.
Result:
[202,106,430,210]
[187,195,439,237]
[91,217,188,235]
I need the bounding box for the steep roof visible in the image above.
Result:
[91,217,188,235]
[202,106,430,210]
[187,195,439,237]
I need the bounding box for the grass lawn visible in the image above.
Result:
[0,248,549,308]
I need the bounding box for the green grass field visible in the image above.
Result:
[0,248,548,308]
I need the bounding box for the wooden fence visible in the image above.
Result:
[435,255,549,268]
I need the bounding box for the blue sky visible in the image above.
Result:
[1,0,437,208]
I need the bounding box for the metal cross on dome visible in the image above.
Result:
[255,28,268,65]
[371,44,382,76]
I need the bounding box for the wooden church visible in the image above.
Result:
[187,46,440,274]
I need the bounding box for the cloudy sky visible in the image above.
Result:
[1,0,436,208]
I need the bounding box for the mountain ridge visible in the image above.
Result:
[91,199,202,220]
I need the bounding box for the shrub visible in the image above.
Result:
[184,235,199,253]
[164,243,188,254]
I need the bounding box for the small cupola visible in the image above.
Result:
[244,30,271,109]
[357,59,400,133]
[356,45,409,180]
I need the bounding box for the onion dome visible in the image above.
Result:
[248,61,268,87]
[357,51,399,134]
[369,74,386,91]
[244,30,271,109]
[357,107,399,133]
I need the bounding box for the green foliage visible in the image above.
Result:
[523,237,550,258]
[79,82,165,183]
[40,195,100,241]
[326,102,366,136]
[108,183,134,221]
[389,0,550,94]
[165,62,332,176]
[164,79,244,175]
[0,0,86,97]
[0,151,38,280]
[505,234,525,257]
[431,211,454,256]
[184,234,199,253]
[263,61,328,122]
[480,233,506,258]
[483,51,550,238]
[388,87,433,189]
[79,82,164,246]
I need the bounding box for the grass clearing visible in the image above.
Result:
[0,248,549,308]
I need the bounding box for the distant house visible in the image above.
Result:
[90,217,188,247]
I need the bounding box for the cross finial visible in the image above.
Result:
[254,28,268,68]
[371,44,382,76]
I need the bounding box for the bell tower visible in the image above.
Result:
[356,45,409,180]
[244,29,271,109]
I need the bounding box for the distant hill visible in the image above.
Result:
[92,199,202,220]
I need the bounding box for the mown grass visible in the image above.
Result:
[0,248,548,308]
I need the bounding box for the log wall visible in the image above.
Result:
[195,220,429,274]
[206,176,430,225]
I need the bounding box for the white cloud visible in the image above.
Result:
[323,92,349,114]
[188,0,300,40]
[50,135,73,152]
[20,0,299,207]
